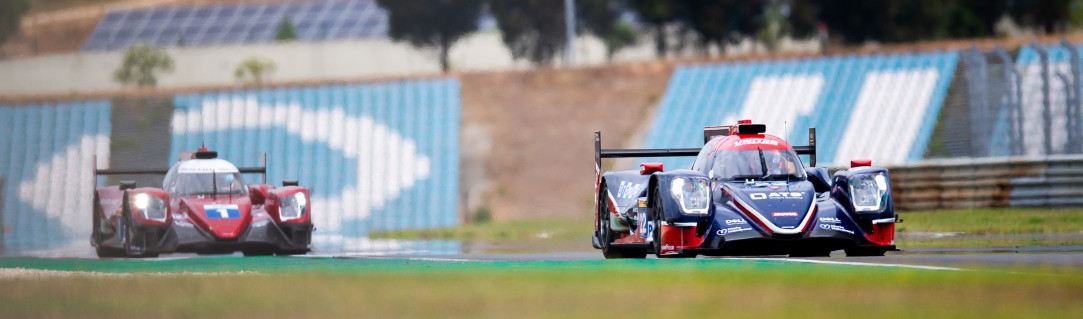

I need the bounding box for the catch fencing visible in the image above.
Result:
[890,155,1083,210]
[952,41,1083,158]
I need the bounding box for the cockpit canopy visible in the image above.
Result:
[163,158,248,196]
[693,135,808,181]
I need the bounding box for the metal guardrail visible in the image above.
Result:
[890,155,1083,210]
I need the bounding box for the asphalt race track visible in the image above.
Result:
[366,246,1083,270]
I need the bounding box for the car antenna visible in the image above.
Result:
[199,103,207,151]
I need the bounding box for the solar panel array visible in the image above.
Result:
[83,0,389,51]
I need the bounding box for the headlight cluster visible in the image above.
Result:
[133,193,167,222]
[849,172,889,213]
[670,177,710,215]
[279,192,308,221]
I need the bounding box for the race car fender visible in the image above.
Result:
[648,169,714,223]
[599,171,651,231]
[832,166,896,246]
[123,188,171,225]
[265,186,311,224]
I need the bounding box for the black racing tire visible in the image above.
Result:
[652,188,695,259]
[844,247,888,257]
[599,183,646,259]
[91,192,102,245]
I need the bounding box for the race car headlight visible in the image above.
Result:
[849,173,888,213]
[279,192,307,221]
[670,177,710,215]
[133,193,167,222]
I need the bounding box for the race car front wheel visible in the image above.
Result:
[652,188,694,259]
[121,195,158,258]
[598,182,645,259]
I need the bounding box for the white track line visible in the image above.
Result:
[731,257,962,271]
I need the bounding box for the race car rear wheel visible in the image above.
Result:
[599,183,645,259]
[91,192,103,245]
[93,193,126,258]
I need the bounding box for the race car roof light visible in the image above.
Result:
[195,151,218,159]
[640,163,663,175]
[733,124,767,135]
[851,159,871,168]
[738,119,752,124]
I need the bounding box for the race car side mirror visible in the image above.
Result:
[282,180,299,187]
[119,180,137,190]
[248,185,272,205]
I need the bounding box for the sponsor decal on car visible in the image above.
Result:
[734,138,779,147]
[820,223,855,234]
[772,212,799,217]
[716,226,753,236]
[750,192,804,200]
[616,181,645,199]
[725,218,748,225]
[204,204,240,219]
[819,217,841,224]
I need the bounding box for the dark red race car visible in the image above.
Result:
[91,150,313,258]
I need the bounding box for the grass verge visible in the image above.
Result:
[1,257,1081,318]
[371,208,1083,251]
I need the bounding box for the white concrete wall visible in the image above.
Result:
[0,30,819,96]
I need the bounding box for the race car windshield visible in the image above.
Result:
[711,149,806,181]
[174,172,247,196]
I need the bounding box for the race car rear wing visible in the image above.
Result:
[594,127,817,170]
[92,153,268,184]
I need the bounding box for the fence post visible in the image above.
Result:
[994,45,1026,156]
[1063,39,1082,154]
[992,45,1018,156]
[964,45,990,157]
[1033,41,1053,155]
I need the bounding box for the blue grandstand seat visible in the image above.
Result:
[83,0,391,51]
[642,51,959,169]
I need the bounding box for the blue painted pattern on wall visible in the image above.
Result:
[170,80,460,252]
[643,51,958,169]
[0,101,112,255]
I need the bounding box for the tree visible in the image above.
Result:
[234,56,276,85]
[756,2,786,51]
[601,21,637,60]
[683,0,761,53]
[377,0,483,72]
[1009,0,1072,34]
[275,15,298,42]
[575,0,637,61]
[488,0,566,65]
[113,45,175,87]
[0,0,30,46]
[624,0,685,58]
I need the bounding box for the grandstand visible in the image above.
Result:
[82,0,389,51]
[642,51,959,168]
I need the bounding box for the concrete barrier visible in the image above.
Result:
[890,155,1083,210]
